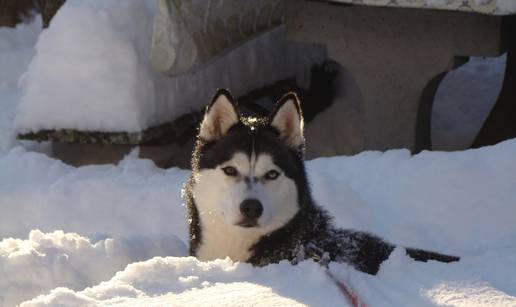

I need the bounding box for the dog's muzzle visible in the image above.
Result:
[238,198,263,227]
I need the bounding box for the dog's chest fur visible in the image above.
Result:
[195,213,263,262]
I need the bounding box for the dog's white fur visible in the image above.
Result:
[199,94,239,141]
[193,92,303,262]
[192,151,299,262]
[271,98,304,148]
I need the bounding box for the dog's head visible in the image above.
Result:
[190,89,308,235]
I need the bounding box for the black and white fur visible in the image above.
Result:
[185,89,459,275]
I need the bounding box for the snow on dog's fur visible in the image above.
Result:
[184,89,459,275]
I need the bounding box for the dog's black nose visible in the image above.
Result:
[240,199,263,219]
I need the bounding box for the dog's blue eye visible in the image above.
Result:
[264,170,280,180]
[222,166,238,176]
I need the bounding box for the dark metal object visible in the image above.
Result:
[472,16,516,148]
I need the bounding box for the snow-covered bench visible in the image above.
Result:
[287,0,516,153]
[15,0,325,167]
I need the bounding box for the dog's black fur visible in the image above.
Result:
[185,89,459,275]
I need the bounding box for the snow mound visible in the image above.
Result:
[0,147,190,240]
[14,0,158,133]
[3,139,516,254]
[308,140,516,255]
[432,55,506,150]
[20,256,346,307]
[0,230,186,306]
[332,247,516,307]
[19,247,516,306]
[14,0,324,133]
[0,140,514,306]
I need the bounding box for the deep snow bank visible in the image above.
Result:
[0,230,186,306]
[0,140,515,306]
[0,148,189,241]
[307,141,516,255]
[3,140,516,256]
[20,257,346,307]
[18,245,516,306]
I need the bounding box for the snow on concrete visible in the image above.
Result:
[0,139,515,305]
[14,0,325,133]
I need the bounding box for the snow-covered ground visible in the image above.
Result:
[2,140,516,306]
[1,8,515,307]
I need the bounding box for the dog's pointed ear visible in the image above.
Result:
[199,89,240,141]
[269,92,304,148]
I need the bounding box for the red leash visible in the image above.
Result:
[326,270,367,307]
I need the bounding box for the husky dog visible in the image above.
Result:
[185,89,459,275]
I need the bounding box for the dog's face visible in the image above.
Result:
[191,89,306,236]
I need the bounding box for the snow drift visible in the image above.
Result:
[0,139,516,305]
[14,0,325,133]
[19,257,345,307]
[0,230,186,306]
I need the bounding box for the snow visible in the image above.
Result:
[0,148,189,240]
[1,140,516,306]
[432,55,505,150]
[20,257,345,307]
[496,0,516,12]
[0,230,186,307]
[14,0,325,133]
[0,17,42,152]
